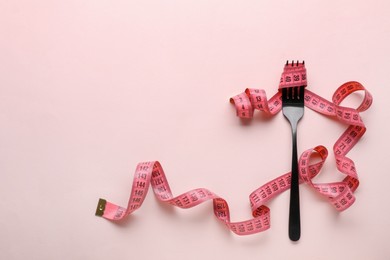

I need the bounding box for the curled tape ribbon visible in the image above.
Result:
[96,64,372,236]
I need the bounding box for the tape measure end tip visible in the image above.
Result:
[95,198,106,217]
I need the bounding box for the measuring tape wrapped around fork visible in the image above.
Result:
[95,62,373,236]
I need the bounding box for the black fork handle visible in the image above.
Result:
[289,124,301,241]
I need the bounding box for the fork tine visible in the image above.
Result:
[294,87,299,100]
[299,86,305,101]
[289,87,294,100]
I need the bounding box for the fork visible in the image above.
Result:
[282,60,305,241]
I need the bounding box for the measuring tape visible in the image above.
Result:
[95,65,372,236]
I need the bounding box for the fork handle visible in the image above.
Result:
[289,127,301,241]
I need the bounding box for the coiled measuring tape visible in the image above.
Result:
[95,63,372,236]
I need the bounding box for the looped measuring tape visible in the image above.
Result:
[95,64,373,236]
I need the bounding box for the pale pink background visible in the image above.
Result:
[1,1,389,259]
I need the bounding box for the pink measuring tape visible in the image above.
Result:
[95,62,373,235]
